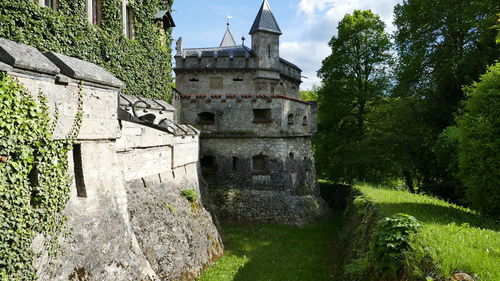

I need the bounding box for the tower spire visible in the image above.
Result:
[249,0,282,35]
[220,16,237,47]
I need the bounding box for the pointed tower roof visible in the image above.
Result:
[249,0,282,35]
[220,23,237,47]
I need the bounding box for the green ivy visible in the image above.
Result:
[0,0,174,101]
[0,73,83,280]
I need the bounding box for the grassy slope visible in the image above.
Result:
[356,183,500,281]
[198,217,343,281]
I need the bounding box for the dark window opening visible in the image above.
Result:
[198,112,215,125]
[302,116,308,126]
[232,157,238,171]
[189,78,199,82]
[289,152,296,173]
[201,155,217,174]
[252,154,270,175]
[73,144,87,198]
[253,109,272,124]
[233,77,243,82]
[125,5,134,39]
[267,45,271,58]
[287,113,294,125]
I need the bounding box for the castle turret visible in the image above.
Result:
[250,0,281,70]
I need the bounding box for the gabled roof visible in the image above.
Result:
[220,27,237,47]
[249,0,282,35]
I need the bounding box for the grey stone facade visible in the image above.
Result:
[174,0,328,225]
[1,38,222,281]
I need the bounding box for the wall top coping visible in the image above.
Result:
[0,38,60,75]
[44,52,125,89]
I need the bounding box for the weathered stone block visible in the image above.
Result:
[0,38,60,75]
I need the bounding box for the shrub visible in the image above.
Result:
[181,189,197,202]
[371,213,421,277]
[456,62,500,217]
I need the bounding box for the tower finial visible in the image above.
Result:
[226,16,233,29]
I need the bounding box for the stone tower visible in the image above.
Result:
[174,0,328,225]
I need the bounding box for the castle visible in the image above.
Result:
[174,0,328,225]
[0,0,327,280]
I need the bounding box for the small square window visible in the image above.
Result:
[253,109,272,124]
[252,155,270,175]
[209,77,223,90]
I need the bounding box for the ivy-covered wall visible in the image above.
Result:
[0,73,83,280]
[0,0,174,101]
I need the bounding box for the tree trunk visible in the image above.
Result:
[403,170,415,193]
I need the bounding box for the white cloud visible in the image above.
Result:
[280,40,331,90]
[290,0,402,90]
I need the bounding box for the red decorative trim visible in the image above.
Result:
[236,99,242,103]
[190,99,197,103]
[242,94,252,98]
[226,94,236,98]
[221,99,227,103]
[180,94,192,99]
[251,99,257,102]
[211,94,222,98]
[196,94,207,99]
[271,94,311,105]
[206,99,212,103]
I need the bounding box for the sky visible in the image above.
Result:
[171,0,403,90]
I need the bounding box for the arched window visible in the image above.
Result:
[198,112,215,125]
[287,113,294,125]
[302,116,308,126]
[201,155,217,173]
[252,154,270,175]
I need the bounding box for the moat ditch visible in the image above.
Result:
[197,182,352,281]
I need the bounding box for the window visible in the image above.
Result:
[287,113,294,125]
[201,155,217,173]
[209,77,223,90]
[124,4,134,39]
[73,144,87,198]
[189,78,199,82]
[87,0,102,25]
[267,44,271,58]
[289,152,296,173]
[232,157,239,171]
[302,116,308,126]
[253,109,272,124]
[233,77,243,82]
[38,0,57,9]
[252,155,270,175]
[198,112,215,125]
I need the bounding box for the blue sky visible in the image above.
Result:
[172,0,402,90]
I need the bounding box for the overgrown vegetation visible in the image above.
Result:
[340,182,500,281]
[181,189,197,202]
[0,0,173,101]
[315,0,499,216]
[0,74,82,280]
[197,221,339,281]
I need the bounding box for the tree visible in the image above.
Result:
[315,10,392,182]
[456,62,500,217]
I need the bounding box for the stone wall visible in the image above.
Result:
[0,38,222,281]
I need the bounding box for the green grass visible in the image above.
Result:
[356,182,500,281]
[198,218,342,281]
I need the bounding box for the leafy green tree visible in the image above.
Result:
[315,10,393,182]
[456,62,500,217]
[299,85,320,101]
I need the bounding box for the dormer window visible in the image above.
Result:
[86,0,102,25]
